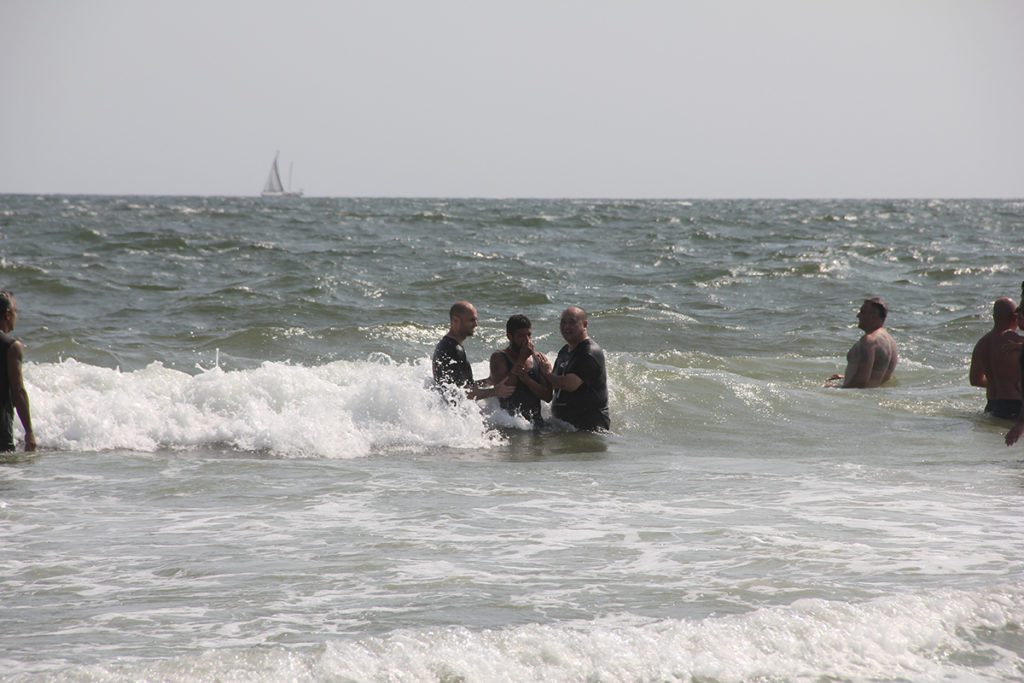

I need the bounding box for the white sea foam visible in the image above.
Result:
[25,359,506,458]
[15,586,1020,682]
[327,589,1023,682]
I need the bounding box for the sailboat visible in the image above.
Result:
[261,151,303,198]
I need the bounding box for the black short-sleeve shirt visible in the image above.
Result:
[432,335,474,388]
[551,338,610,431]
[0,331,15,451]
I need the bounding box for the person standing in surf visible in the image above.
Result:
[488,314,552,426]
[432,301,513,402]
[542,306,610,431]
[827,297,898,388]
[1004,285,1024,447]
[969,296,1021,419]
[0,290,36,453]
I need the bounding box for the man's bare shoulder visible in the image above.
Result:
[847,333,873,362]
[857,330,881,348]
[867,327,897,347]
[973,329,996,352]
[997,328,1023,344]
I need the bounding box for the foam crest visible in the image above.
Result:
[26,359,504,458]
[321,588,1023,682]
[20,586,1021,682]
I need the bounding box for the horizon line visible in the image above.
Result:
[2,192,1022,202]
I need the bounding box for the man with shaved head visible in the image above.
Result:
[542,306,610,431]
[432,301,513,402]
[970,296,1021,419]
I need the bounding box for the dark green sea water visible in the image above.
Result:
[1,195,1022,680]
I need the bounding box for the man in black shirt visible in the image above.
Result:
[542,306,610,431]
[0,290,36,452]
[432,301,513,402]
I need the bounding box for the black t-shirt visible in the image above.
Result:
[0,331,15,451]
[552,338,610,431]
[432,335,474,388]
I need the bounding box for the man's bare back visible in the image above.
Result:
[842,328,898,388]
[969,298,1022,409]
[828,298,897,389]
[970,328,1022,402]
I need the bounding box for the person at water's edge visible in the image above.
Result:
[542,306,610,431]
[0,290,36,452]
[432,301,513,402]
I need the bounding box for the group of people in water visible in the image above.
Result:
[431,290,1024,446]
[431,296,903,432]
[2,287,1023,450]
[432,302,611,431]
[821,291,1024,450]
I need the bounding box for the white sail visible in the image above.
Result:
[262,154,285,194]
[261,152,303,197]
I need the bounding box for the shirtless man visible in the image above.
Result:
[969,297,1021,419]
[489,314,552,425]
[828,298,898,388]
[1005,299,1024,447]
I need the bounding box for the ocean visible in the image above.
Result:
[1,195,1022,681]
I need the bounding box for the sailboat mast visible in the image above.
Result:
[261,150,302,198]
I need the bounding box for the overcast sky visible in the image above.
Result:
[2,1,1022,198]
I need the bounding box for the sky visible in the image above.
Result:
[2,1,1023,198]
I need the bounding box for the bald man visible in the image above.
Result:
[432,301,513,402]
[970,297,1021,419]
[542,306,610,431]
